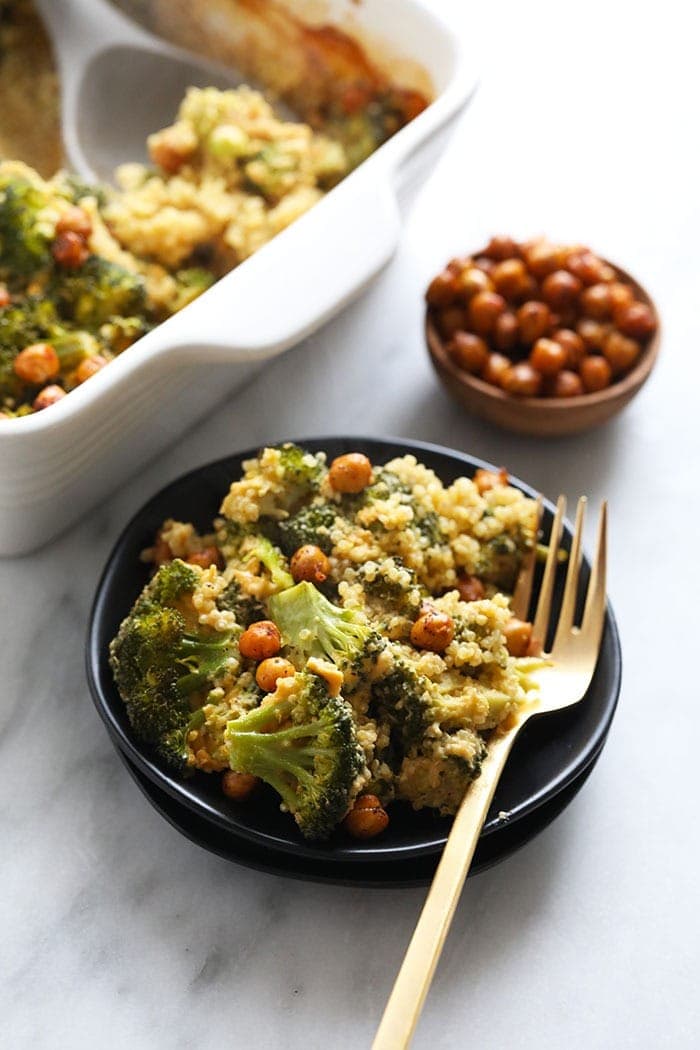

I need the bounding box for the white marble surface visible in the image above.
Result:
[3,1,699,1047]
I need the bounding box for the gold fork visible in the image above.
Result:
[372,495,608,1050]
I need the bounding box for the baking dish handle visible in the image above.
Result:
[156,170,402,361]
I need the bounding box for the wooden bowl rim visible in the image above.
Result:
[426,258,661,413]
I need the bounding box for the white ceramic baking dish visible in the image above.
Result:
[0,0,476,556]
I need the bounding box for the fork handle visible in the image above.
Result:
[372,724,521,1050]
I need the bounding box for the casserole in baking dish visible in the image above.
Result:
[0,0,476,555]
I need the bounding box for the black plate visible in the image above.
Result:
[116,737,606,887]
[87,436,622,866]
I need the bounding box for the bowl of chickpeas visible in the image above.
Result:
[425,236,660,436]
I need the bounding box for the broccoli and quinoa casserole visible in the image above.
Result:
[0,0,429,420]
[1,77,418,417]
[110,444,542,842]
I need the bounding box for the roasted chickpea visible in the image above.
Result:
[481,352,511,387]
[474,466,508,493]
[514,272,539,303]
[455,266,494,299]
[186,546,224,569]
[148,126,196,174]
[410,604,455,652]
[0,284,11,308]
[552,328,586,369]
[549,369,584,397]
[517,301,551,345]
[328,452,373,494]
[437,305,469,339]
[580,283,612,320]
[524,241,566,278]
[426,269,460,307]
[239,620,282,661]
[613,301,657,339]
[467,291,507,335]
[530,338,567,377]
[456,574,486,602]
[603,331,641,374]
[577,318,610,352]
[74,354,108,384]
[541,270,582,311]
[446,254,472,275]
[492,310,519,352]
[580,355,612,392]
[55,204,92,240]
[502,362,543,397]
[608,281,635,313]
[51,230,89,269]
[484,235,521,260]
[222,770,259,801]
[504,617,533,657]
[290,544,331,585]
[343,794,389,839]
[255,656,296,692]
[32,384,66,411]
[565,249,607,285]
[13,342,60,385]
[448,331,489,374]
[472,255,496,275]
[491,258,529,299]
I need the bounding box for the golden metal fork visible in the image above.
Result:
[372,496,608,1050]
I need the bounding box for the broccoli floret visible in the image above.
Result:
[218,444,325,525]
[0,172,53,280]
[270,501,338,557]
[475,535,522,592]
[51,255,147,328]
[214,518,251,559]
[171,267,215,311]
[344,469,446,546]
[216,524,294,593]
[109,560,238,772]
[55,172,109,209]
[0,297,62,396]
[360,558,425,618]
[396,728,487,815]
[225,671,365,840]
[99,315,151,354]
[411,508,446,546]
[370,658,432,749]
[346,467,410,511]
[274,442,325,507]
[161,707,206,771]
[246,534,294,592]
[216,579,267,628]
[269,581,382,676]
[51,329,100,371]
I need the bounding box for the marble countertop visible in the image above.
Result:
[3,1,699,1047]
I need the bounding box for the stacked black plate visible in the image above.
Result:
[87,438,622,887]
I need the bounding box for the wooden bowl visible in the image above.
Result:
[426,261,660,437]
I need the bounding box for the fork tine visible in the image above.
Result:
[532,495,566,649]
[580,501,607,647]
[552,497,587,649]
[511,496,542,620]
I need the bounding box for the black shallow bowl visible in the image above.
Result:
[87,436,622,867]
[116,740,606,887]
